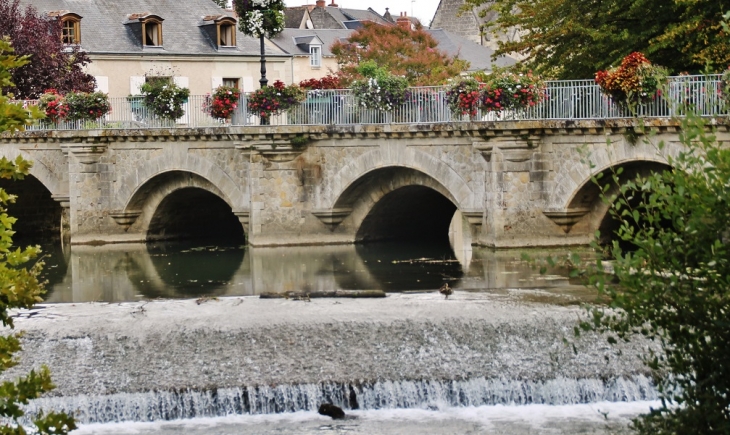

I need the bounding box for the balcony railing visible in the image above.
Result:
[17,75,728,131]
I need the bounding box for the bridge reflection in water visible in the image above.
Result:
[39,235,594,304]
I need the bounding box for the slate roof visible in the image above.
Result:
[427,29,517,71]
[271,29,353,56]
[284,7,309,29]
[18,0,286,56]
[272,28,517,71]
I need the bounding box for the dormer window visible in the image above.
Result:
[310,46,322,68]
[217,19,237,47]
[294,35,324,69]
[126,13,164,47]
[143,18,163,46]
[48,11,82,44]
[201,15,237,49]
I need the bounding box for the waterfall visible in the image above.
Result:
[26,376,657,425]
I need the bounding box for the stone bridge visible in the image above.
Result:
[1,119,726,247]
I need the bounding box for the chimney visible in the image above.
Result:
[396,12,410,29]
[329,0,338,6]
[316,0,325,7]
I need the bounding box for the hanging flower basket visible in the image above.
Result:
[595,52,667,111]
[38,90,68,123]
[234,0,285,38]
[139,80,190,120]
[65,91,111,121]
[203,86,242,120]
[246,80,304,119]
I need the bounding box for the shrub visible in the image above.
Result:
[65,91,111,121]
[203,86,242,119]
[299,75,341,90]
[139,79,190,120]
[246,80,304,118]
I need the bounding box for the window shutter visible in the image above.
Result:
[95,76,109,94]
[130,76,145,95]
[242,76,255,92]
[211,77,223,90]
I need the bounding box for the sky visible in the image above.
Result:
[284,0,442,27]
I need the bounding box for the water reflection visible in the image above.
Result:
[37,239,594,304]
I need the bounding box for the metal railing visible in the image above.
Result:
[18,75,728,131]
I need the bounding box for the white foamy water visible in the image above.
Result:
[72,401,658,434]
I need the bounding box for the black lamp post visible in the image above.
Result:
[259,34,268,89]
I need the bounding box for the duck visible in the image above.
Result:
[439,283,453,299]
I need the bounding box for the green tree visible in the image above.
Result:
[580,114,730,434]
[331,22,469,86]
[0,39,76,434]
[473,0,730,78]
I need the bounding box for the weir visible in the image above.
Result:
[7,295,659,426]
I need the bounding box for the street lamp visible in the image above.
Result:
[234,0,285,89]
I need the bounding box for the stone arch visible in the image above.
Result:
[558,158,673,238]
[548,137,685,211]
[116,153,247,212]
[330,166,461,243]
[323,146,478,212]
[124,170,245,241]
[0,147,64,197]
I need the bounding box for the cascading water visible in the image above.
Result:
[5,287,661,432]
[26,376,657,425]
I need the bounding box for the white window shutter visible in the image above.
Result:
[211,77,223,90]
[242,76,254,92]
[95,76,109,94]
[173,76,190,124]
[130,76,145,95]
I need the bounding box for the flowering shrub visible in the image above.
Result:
[445,78,483,117]
[299,75,341,90]
[203,86,241,119]
[247,80,304,118]
[234,0,285,38]
[139,79,190,120]
[595,52,667,109]
[65,91,111,121]
[481,70,544,111]
[352,76,409,111]
[38,89,68,122]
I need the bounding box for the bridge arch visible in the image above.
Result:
[124,170,245,242]
[116,153,247,212]
[560,158,674,240]
[0,148,64,198]
[331,166,462,243]
[549,138,684,211]
[324,146,478,212]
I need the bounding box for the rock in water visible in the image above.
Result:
[318,403,346,419]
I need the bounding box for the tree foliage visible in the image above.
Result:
[474,0,730,78]
[580,113,730,434]
[0,39,75,434]
[0,0,95,99]
[331,22,469,86]
[0,39,43,132]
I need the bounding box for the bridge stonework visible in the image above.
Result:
[2,120,726,247]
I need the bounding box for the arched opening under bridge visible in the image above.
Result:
[568,161,673,249]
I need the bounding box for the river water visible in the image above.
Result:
[37,239,595,304]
